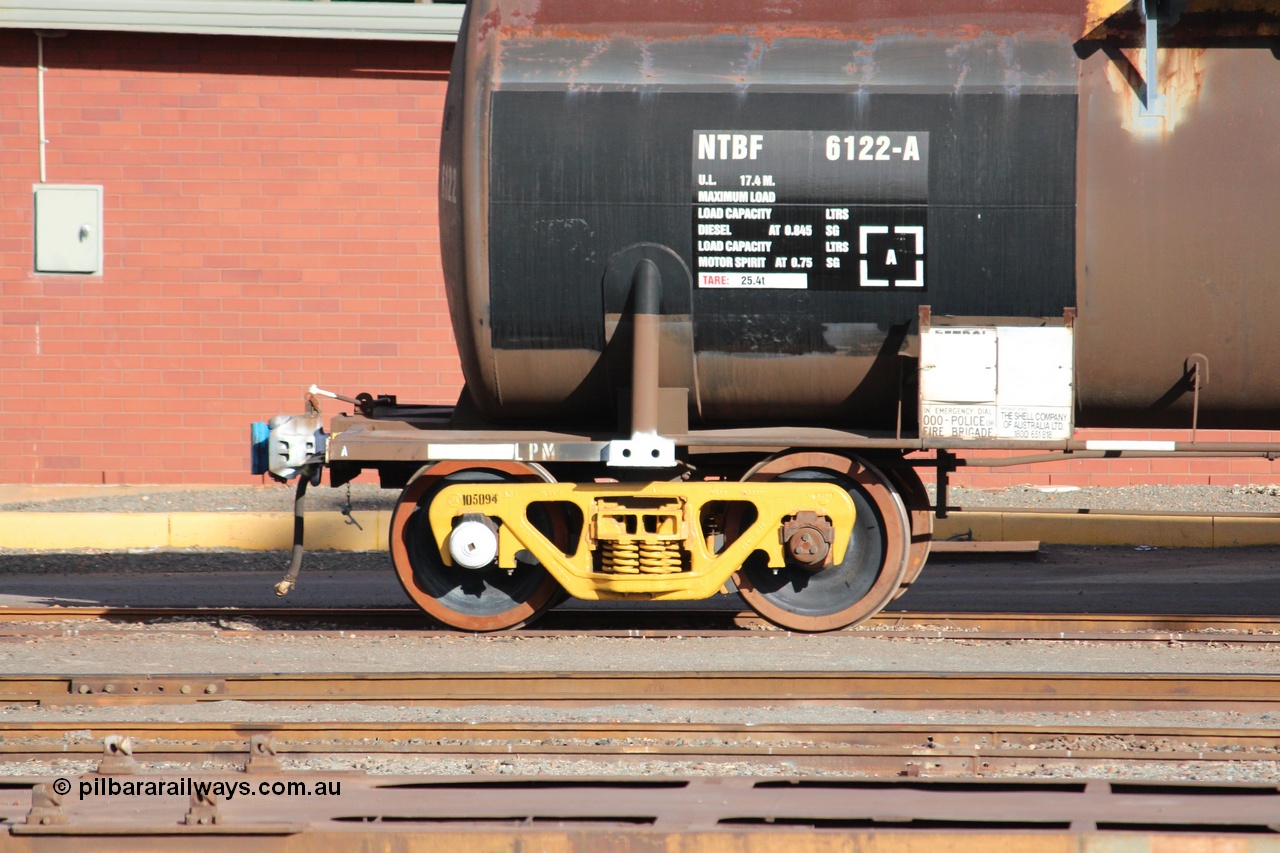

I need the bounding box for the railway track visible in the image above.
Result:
[0,720,1277,777]
[4,667,1278,841]
[1,606,1277,643]
[4,670,1280,711]
[5,605,1277,835]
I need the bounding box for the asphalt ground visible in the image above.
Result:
[1,545,1278,617]
[1,484,1279,617]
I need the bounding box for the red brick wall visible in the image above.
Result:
[0,29,458,484]
[1,28,1277,488]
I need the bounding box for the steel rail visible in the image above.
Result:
[5,671,1280,711]
[0,721,1277,777]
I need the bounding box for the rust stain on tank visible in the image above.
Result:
[505,0,1086,25]
[489,0,1087,45]
[490,17,1083,89]
[494,21,1083,45]
[1103,47,1207,134]
[477,8,503,44]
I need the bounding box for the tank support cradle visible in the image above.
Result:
[605,259,675,468]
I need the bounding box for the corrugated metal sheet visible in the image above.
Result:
[0,0,463,41]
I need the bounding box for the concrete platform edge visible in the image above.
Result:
[0,511,1277,551]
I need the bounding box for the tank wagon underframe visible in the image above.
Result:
[254,0,1280,631]
[325,412,1280,478]
[258,387,1280,633]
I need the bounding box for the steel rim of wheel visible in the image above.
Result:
[883,462,933,600]
[389,461,566,631]
[731,452,910,632]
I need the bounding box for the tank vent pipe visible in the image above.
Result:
[604,259,676,468]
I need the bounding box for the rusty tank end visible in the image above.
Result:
[441,0,1280,430]
[1075,3,1280,427]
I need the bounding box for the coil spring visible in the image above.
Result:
[601,540,683,574]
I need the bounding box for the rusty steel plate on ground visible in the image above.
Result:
[6,776,1280,848]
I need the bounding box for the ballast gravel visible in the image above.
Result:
[2,631,1279,676]
[4,690,1280,782]
[12,756,1275,784]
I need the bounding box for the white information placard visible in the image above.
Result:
[920,325,1073,441]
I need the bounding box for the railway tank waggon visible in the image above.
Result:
[255,0,1280,631]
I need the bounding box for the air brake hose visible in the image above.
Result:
[274,470,310,596]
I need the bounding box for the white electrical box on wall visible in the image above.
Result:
[920,324,1074,441]
[34,184,103,274]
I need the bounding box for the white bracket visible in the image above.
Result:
[605,434,676,468]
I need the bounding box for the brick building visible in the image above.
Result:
[1,2,1276,489]
[1,2,461,484]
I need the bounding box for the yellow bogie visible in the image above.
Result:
[426,481,855,601]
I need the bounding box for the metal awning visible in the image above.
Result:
[0,0,464,41]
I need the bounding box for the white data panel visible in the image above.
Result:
[997,326,1073,408]
[920,325,1074,441]
[919,327,997,404]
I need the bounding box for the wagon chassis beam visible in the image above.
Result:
[324,412,1280,467]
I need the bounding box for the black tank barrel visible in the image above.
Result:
[439,0,1280,431]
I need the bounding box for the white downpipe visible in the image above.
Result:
[36,31,46,183]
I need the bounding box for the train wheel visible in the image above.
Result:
[731,452,910,632]
[883,463,933,600]
[389,461,566,631]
